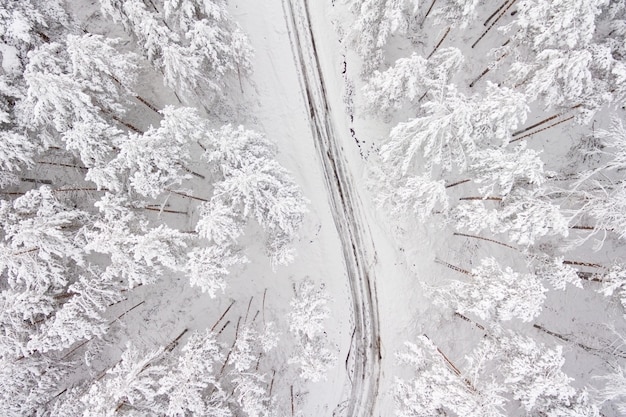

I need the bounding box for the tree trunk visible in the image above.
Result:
[469,41,509,88]
[21,177,53,185]
[262,288,268,325]
[210,300,236,332]
[420,0,438,27]
[134,95,160,115]
[167,188,209,202]
[54,187,108,193]
[532,324,619,357]
[510,116,575,143]
[143,207,187,215]
[563,260,602,268]
[111,115,143,134]
[217,320,231,336]
[108,300,145,325]
[268,370,276,397]
[576,271,603,282]
[459,196,502,201]
[427,27,451,59]
[570,225,595,230]
[472,0,517,48]
[483,0,510,26]
[180,164,206,180]
[512,104,581,137]
[164,328,189,352]
[445,178,470,188]
[454,312,486,331]
[435,257,471,275]
[38,161,88,170]
[244,296,254,323]
[453,232,517,250]
[217,317,242,378]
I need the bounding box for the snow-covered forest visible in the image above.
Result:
[1,0,626,416]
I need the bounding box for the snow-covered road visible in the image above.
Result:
[283,0,382,415]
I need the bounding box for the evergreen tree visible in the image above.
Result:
[381,82,527,177]
[394,336,507,417]
[432,0,482,28]
[347,0,420,75]
[362,47,464,116]
[159,330,230,417]
[453,189,569,246]
[469,142,547,197]
[0,354,66,416]
[498,332,600,417]
[204,125,307,266]
[288,278,336,381]
[85,193,188,288]
[434,257,546,323]
[99,0,252,99]
[376,174,449,221]
[27,273,124,353]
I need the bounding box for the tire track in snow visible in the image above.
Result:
[282,0,382,415]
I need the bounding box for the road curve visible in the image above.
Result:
[282,0,382,415]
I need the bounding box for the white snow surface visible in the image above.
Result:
[228,0,422,414]
[36,1,626,416]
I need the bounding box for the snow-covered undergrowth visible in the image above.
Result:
[334,0,626,416]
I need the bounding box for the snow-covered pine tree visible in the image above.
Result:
[0,130,35,185]
[596,365,626,415]
[431,0,482,28]
[0,353,67,416]
[375,173,449,221]
[434,257,546,323]
[225,320,278,417]
[51,329,238,417]
[362,47,464,116]
[20,41,103,148]
[505,0,605,52]
[103,106,201,198]
[231,371,270,417]
[453,189,569,247]
[469,142,547,197]
[511,48,598,111]
[99,0,177,63]
[0,0,69,64]
[85,193,189,288]
[163,0,253,97]
[530,254,583,290]
[158,330,230,416]
[565,119,626,247]
[186,245,248,297]
[0,289,54,358]
[288,278,336,381]
[497,331,600,417]
[19,35,138,164]
[346,0,420,75]
[393,336,507,417]
[0,186,87,292]
[203,124,308,266]
[381,82,527,177]
[77,343,166,415]
[499,0,615,116]
[100,0,252,100]
[210,157,307,266]
[64,34,138,116]
[27,272,125,354]
[597,263,626,317]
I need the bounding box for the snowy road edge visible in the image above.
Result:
[281,0,382,415]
